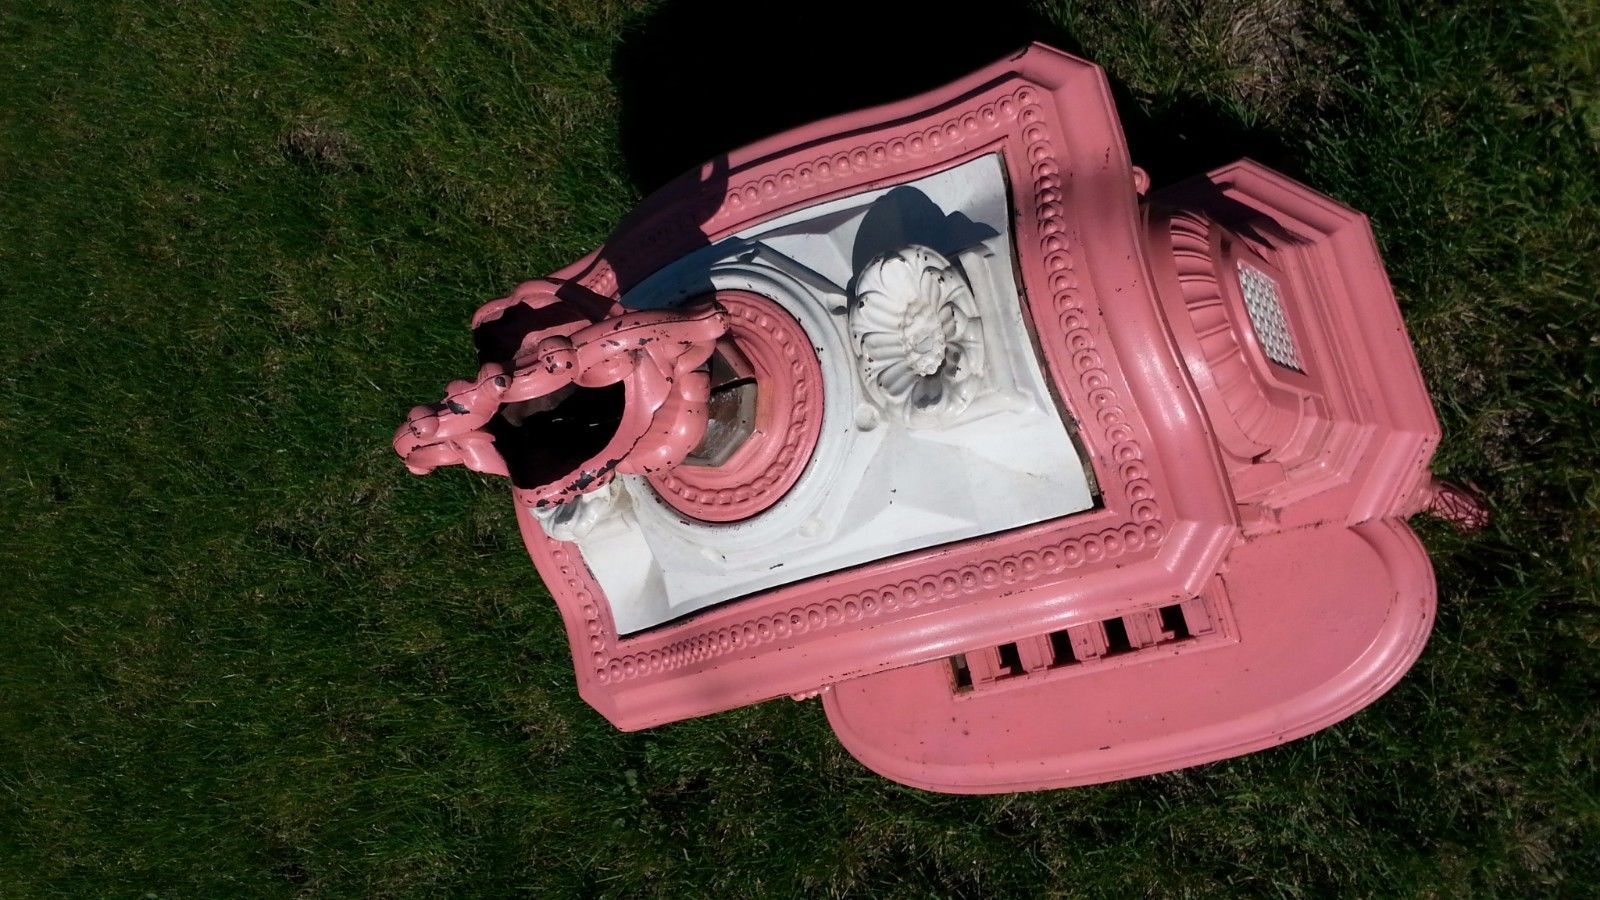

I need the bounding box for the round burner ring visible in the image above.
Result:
[647,290,824,522]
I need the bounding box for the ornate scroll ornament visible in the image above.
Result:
[849,245,985,428]
[394,296,729,507]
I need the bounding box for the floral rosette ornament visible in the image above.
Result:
[849,245,986,428]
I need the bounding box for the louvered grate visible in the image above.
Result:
[950,593,1233,694]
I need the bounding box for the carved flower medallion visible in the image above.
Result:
[849,245,985,427]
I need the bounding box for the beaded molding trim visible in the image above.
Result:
[578,89,1035,299]
[705,92,1031,228]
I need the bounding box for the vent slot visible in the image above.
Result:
[948,592,1233,695]
[950,654,973,690]
[1103,618,1134,655]
[1048,629,1076,666]
[995,642,1025,677]
[1159,603,1191,640]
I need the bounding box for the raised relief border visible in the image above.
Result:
[532,80,1166,693]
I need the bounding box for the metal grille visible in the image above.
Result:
[1237,263,1302,371]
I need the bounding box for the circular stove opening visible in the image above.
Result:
[647,290,824,523]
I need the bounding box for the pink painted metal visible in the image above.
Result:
[395,282,728,507]
[394,44,1485,793]
[646,290,825,522]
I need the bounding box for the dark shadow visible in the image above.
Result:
[1115,99,1299,189]
[473,297,594,363]
[485,382,626,491]
[467,0,1310,373]
[612,0,1059,194]
[468,3,1309,464]
[1147,175,1293,244]
[561,154,731,313]
[849,187,999,277]
[612,0,1299,195]
[472,156,731,363]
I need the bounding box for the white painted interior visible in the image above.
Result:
[536,154,1097,635]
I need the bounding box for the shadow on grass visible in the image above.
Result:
[612,0,1299,196]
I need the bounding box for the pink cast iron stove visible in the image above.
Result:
[395,45,1485,793]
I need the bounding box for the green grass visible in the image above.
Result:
[2,0,1596,895]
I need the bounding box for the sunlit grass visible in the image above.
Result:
[2,0,1595,894]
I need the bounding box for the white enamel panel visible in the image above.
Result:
[548,154,1097,634]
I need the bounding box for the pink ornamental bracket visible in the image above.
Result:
[395,287,728,507]
[395,44,1486,793]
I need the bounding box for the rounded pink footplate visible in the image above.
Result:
[648,290,824,522]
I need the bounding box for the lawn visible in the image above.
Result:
[2,0,1597,896]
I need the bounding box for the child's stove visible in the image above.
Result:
[394,44,1485,793]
